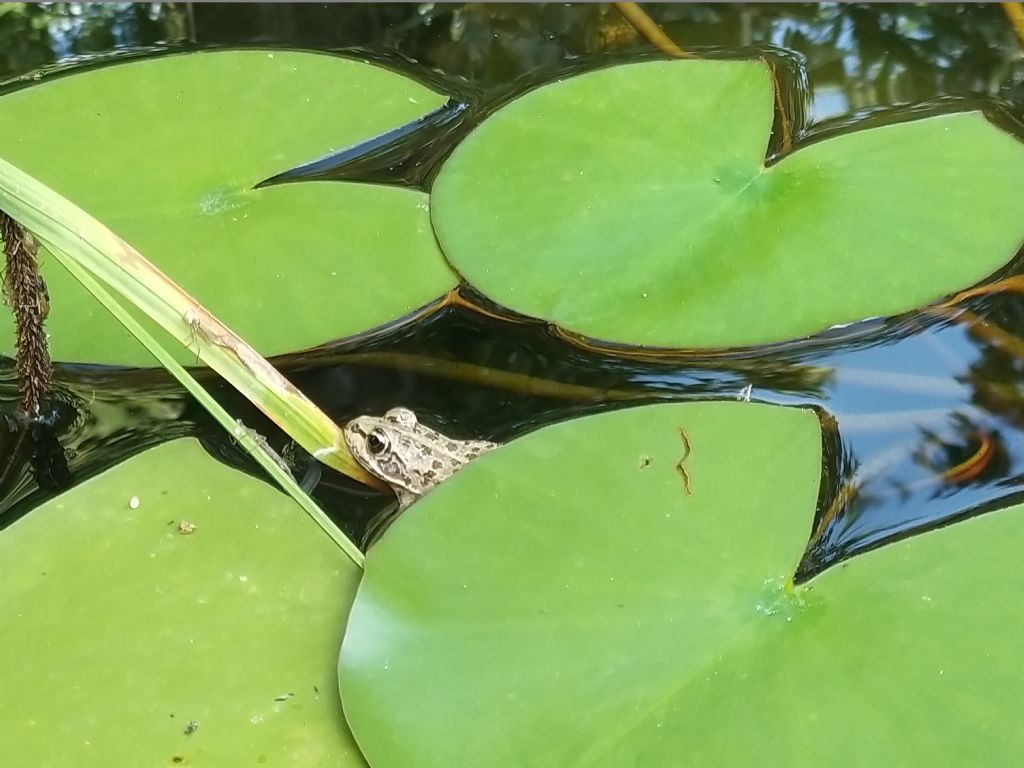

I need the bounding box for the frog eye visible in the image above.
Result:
[367,429,390,455]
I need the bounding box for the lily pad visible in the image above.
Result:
[340,400,1024,765]
[0,49,456,366]
[0,438,365,767]
[431,59,1024,349]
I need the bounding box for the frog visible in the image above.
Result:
[343,407,497,510]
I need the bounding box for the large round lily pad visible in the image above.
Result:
[340,400,1024,765]
[0,49,456,366]
[431,59,1024,349]
[0,439,365,767]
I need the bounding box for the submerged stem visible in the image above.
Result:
[613,3,693,59]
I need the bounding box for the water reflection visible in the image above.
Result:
[0,3,186,79]
[4,4,1023,116]
[3,291,1024,563]
[2,3,1024,568]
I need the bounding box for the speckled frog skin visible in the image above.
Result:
[343,407,497,509]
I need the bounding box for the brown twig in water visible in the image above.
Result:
[613,2,693,58]
[766,60,793,157]
[939,430,996,485]
[335,351,648,402]
[939,274,1024,306]
[1002,3,1024,46]
[0,211,51,417]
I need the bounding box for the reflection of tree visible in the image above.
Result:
[4,4,1021,114]
[801,409,1011,579]
[964,302,1024,467]
[184,3,1024,124]
[0,3,188,82]
[653,4,1023,118]
[0,4,56,79]
[801,297,1024,578]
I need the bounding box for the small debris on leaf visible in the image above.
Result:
[676,428,693,496]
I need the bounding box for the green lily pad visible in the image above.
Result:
[340,400,1024,765]
[431,59,1024,349]
[0,49,456,366]
[0,439,365,767]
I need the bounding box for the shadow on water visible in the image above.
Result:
[2,3,1024,566]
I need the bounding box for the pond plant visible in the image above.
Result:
[1,37,1024,767]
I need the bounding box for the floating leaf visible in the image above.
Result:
[431,59,1024,348]
[0,439,365,766]
[340,400,1024,765]
[0,49,456,365]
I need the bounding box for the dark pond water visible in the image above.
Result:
[2,2,1024,579]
